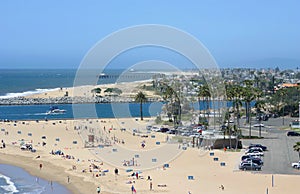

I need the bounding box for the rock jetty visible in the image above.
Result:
[0,96,161,105]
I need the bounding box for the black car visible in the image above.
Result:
[248,144,267,151]
[287,131,300,136]
[159,128,170,133]
[246,147,263,153]
[239,162,261,171]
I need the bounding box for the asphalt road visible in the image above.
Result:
[240,117,300,175]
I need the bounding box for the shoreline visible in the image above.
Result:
[0,151,95,194]
[0,163,71,194]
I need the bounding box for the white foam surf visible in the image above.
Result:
[0,174,19,193]
[0,88,60,99]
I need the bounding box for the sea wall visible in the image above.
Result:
[0,96,161,105]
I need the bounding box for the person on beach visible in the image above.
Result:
[150,182,153,191]
[97,186,101,193]
[39,163,42,170]
[131,185,136,194]
[220,184,224,190]
[67,176,70,183]
[50,180,53,191]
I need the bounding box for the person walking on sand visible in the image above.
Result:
[97,186,101,193]
[150,181,153,191]
[131,185,136,194]
[39,163,42,170]
[67,176,70,183]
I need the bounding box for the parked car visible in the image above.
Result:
[248,144,267,151]
[241,155,251,161]
[166,129,176,134]
[239,162,262,171]
[246,151,264,157]
[242,158,264,166]
[287,131,300,136]
[159,128,170,133]
[245,147,263,153]
[151,126,160,132]
[241,154,260,161]
[292,161,300,169]
[253,123,264,127]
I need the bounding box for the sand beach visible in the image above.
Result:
[1,117,300,194]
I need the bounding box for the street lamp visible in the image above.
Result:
[298,102,300,128]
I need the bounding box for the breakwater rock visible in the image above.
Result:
[0,96,161,105]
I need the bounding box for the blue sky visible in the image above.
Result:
[1,0,300,69]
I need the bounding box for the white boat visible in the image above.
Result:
[46,106,66,115]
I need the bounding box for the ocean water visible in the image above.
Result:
[0,103,163,120]
[0,164,71,194]
[0,69,155,98]
[0,69,162,120]
[0,69,76,97]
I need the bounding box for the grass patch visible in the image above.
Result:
[225,149,242,152]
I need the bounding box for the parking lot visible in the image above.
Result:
[241,118,300,175]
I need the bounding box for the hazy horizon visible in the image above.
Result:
[1,1,300,70]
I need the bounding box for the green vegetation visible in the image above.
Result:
[150,69,300,138]
[140,84,156,91]
[135,91,147,121]
[91,87,101,94]
[293,142,300,160]
[104,88,122,95]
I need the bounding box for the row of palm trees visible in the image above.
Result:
[135,81,182,124]
[135,80,261,127]
[196,80,265,138]
[136,78,297,125]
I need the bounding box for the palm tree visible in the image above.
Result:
[198,84,211,124]
[241,81,257,138]
[255,89,263,138]
[162,84,175,121]
[293,142,300,160]
[135,91,147,121]
[278,88,287,125]
[197,84,211,126]
[232,85,243,136]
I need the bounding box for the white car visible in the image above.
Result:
[292,161,300,169]
[246,151,264,157]
[151,126,160,132]
[253,123,264,127]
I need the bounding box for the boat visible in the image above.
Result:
[98,73,109,79]
[46,106,66,115]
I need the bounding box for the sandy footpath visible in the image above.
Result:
[1,118,300,194]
